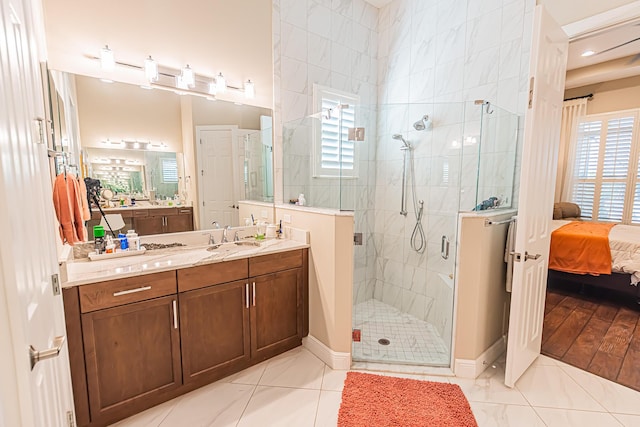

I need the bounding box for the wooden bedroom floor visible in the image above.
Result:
[542,285,640,392]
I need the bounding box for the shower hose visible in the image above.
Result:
[407,149,426,254]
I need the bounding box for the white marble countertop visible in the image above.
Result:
[63,238,309,288]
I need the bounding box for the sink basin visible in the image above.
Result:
[207,240,262,252]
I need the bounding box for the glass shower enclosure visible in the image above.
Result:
[283,100,519,368]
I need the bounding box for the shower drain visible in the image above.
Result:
[378,338,390,346]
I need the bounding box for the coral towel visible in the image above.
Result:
[549,221,616,275]
[53,173,86,244]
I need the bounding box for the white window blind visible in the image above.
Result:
[313,85,359,178]
[570,111,640,224]
[161,158,179,183]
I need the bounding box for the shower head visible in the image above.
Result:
[392,134,411,149]
[413,115,432,131]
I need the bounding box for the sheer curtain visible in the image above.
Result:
[555,98,589,202]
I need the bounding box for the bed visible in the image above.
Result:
[548,219,640,303]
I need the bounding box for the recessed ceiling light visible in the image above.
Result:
[581,50,596,57]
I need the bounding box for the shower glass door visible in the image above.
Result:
[350,102,469,367]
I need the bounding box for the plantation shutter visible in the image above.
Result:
[162,158,179,183]
[570,112,639,224]
[321,98,355,170]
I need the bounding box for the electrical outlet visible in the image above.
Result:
[283,214,292,223]
[261,210,268,218]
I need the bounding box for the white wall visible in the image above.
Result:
[42,0,273,109]
[75,75,184,152]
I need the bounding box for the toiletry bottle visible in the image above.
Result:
[126,229,140,251]
[93,226,106,254]
[298,193,306,206]
[118,233,129,251]
[105,236,115,254]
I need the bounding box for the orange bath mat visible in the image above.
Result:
[337,372,478,427]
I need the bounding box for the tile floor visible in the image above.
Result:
[352,299,450,365]
[112,346,640,427]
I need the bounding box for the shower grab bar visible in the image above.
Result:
[441,235,450,260]
[484,217,516,227]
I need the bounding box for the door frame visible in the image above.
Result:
[500,4,640,386]
[195,125,239,229]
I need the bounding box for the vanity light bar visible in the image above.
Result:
[92,47,255,99]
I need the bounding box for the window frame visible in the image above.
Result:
[312,84,360,179]
[571,109,640,224]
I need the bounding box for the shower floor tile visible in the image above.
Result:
[352,299,450,366]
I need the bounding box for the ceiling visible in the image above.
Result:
[566,18,640,88]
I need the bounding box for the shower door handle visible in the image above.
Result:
[441,236,450,260]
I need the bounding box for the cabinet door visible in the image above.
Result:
[250,268,303,362]
[179,280,250,385]
[82,295,181,422]
[134,215,164,236]
[166,210,193,233]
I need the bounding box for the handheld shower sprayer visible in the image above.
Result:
[392,134,411,149]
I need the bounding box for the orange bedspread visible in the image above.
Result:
[549,221,616,275]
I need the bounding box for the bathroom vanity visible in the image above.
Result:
[86,206,194,240]
[62,241,308,427]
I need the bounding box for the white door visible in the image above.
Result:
[504,5,568,387]
[197,126,239,228]
[0,0,75,425]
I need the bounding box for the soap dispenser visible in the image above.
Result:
[298,193,306,206]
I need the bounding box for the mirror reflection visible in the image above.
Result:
[49,71,274,236]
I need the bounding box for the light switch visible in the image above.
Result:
[261,210,268,218]
[283,214,292,223]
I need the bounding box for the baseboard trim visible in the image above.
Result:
[302,335,351,370]
[454,336,506,379]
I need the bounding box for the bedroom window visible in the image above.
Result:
[313,85,359,178]
[571,111,640,224]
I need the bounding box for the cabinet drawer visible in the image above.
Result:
[249,249,303,277]
[133,209,149,217]
[178,208,193,215]
[178,259,248,292]
[79,271,177,313]
[149,208,177,217]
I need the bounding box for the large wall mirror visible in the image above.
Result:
[46,70,274,234]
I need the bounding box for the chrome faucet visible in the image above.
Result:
[212,221,221,229]
[222,225,232,243]
[208,233,216,245]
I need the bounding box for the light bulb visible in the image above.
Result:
[244,80,255,99]
[144,56,158,81]
[181,64,195,87]
[100,45,115,71]
[216,72,227,93]
[175,75,189,90]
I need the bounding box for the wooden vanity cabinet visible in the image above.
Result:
[134,207,194,236]
[87,207,194,238]
[64,271,181,426]
[166,208,195,233]
[63,248,308,427]
[177,259,251,386]
[249,250,306,362]
[82,296,182,422]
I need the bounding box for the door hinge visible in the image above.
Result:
[201,170,204,176]
[510,251,522,262]
[528,77,534,109]
[51,273,60,296]
[66,410,75,427]
[202,201,205,207]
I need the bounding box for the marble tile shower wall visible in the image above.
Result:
[273,0,380,305]
[373,0,534,347]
